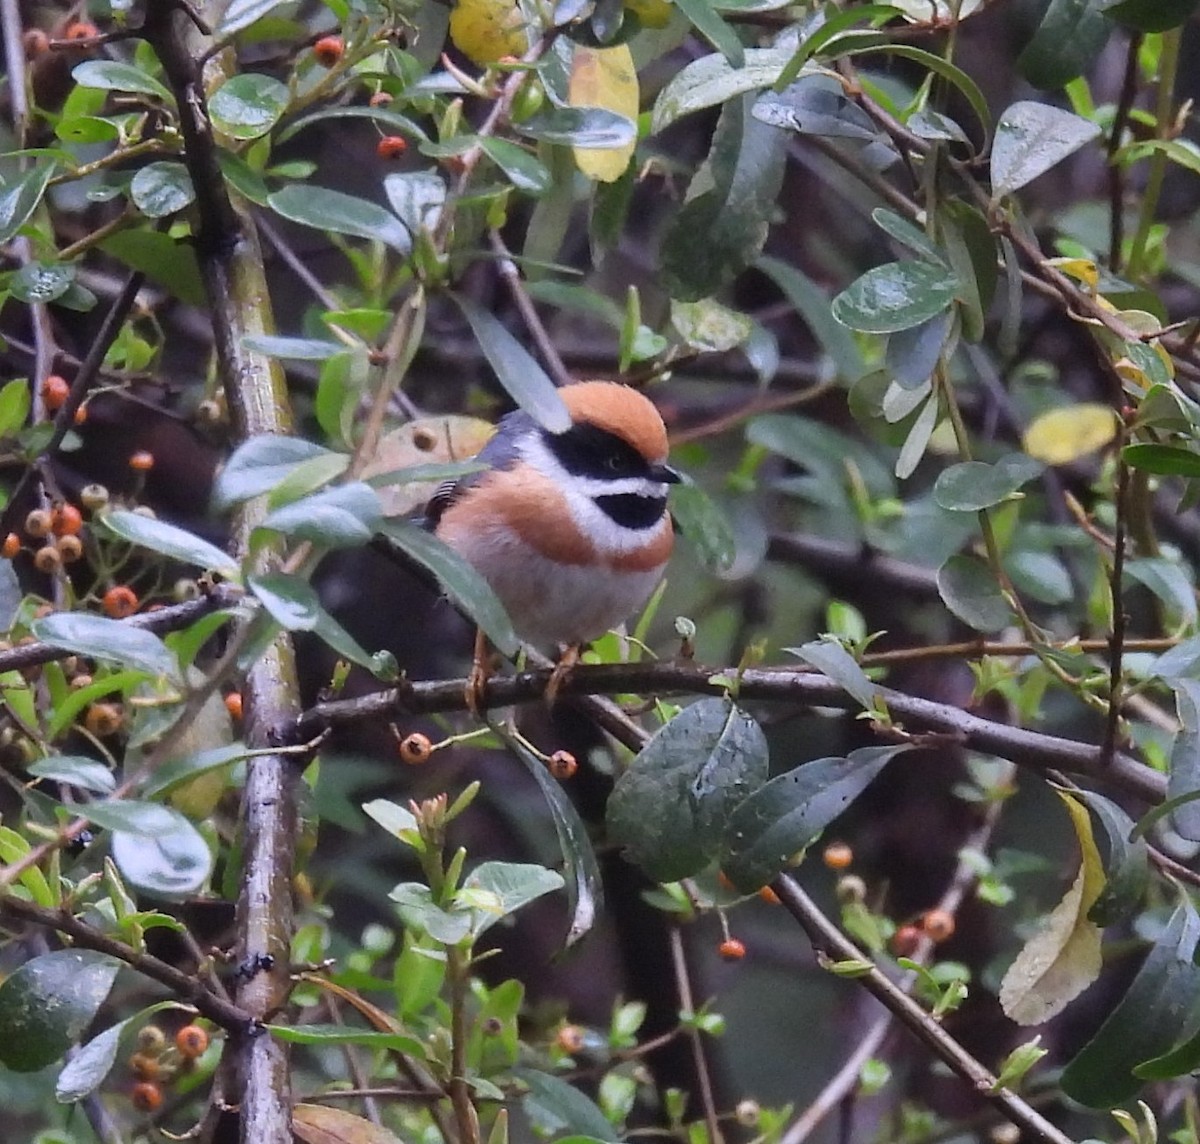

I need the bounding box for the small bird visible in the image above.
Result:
[428,381,679,697]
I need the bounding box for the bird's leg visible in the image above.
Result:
[545,643,581,706]
[465,627,492,717]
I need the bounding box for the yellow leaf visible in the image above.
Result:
[569,44,638,183]
[625,0,674,27]
[448,0,529,66]
[998,792,1105,1026]
[362,415,494,517]
[1022,403,1117,465]
[1044,256,1099,292]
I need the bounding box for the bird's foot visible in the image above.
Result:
[465,628,492,718]
[545,643,581,706]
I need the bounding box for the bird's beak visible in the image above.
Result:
[652,464,682,485]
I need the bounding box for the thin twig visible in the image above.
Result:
[1108,32,1142,270]
[669,927,723,1144]
[1102,449,1131,766]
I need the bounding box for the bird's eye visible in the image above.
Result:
[605,455,623,472]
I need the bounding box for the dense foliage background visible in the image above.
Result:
[4,0,1200,1142]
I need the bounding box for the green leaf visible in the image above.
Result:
[57,1018,128,1103]
[259,482,381,547]
[99,229,205,306]
[217,0,291,35]
[886,310,953,389]
[212,435,335,510]
[511,108,637,148]
[0,378,31,439]
[1017,0,1112,91]
[606,697,769,882]
[1100,0,1199,32]
[991,101,1101,198]
[722,745,906,891]
[241,334,344,360]
[1070,789,1149,927]
[384,171,446,236]
[112,817,212,895]
[933,454,1044,512]
[0,161,56,244]
[773,4,904,90]
[210,73,289,140]
[757,255,866,381]
[1063,899,1200,1103]
[83,799,191,835]
[0,950,121,1072]
[669,483,735,574]
[71,59,172,101]
[267,1024,425,1056]
[650,46,794,133]
[480,137,552,194]
[507,734,602,946]
[449,293,570,434]
[11,261,75,305]
[1169,680,1200,842]
[752,74,878,140]
[516,1068,620,1143]
[280,105,427,145]
[662,95,786,301]
[390,882,473,944]
[1123,443,1200,478]
[28,755,116,794]
[249,572,321,631]
[1126,557,1197,625]
[31,613,180,682]
[130,162,195,218]
[100,508,238,575]
[832,260,958,335]
[462,861,565,936]
[788,637,879,710]
[872,207,947,264]
[670,298,752,352]
[937,554,1012,632]
[378,519,520,658]
[672,0,743,65]
[267,185,412,253]
[992,1036,1048,1092]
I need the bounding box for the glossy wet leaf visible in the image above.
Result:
[1101,0,1200,31]
[479,138,552,194]
[669,483,735,574]
[268,185,412,253]
[937,554,1012,632]
[516,1068,619,1142]
[100,508,238,575]
[1169,680,1200,842]
[723,745,907,891]
[886,310,954,390]
[130,162,196,218]
[210,73,289,140]
[57,1017,131,1102]
[832,261,958,334]
[506,732,602,946]
[12,261,74,304]
[28,755,117,794]
[999,793,1104,1025]
[933,454,1043,512]
[607,698,769,882]
[662,96,786,301]
[217,0,290,34]
[72,59,172,101]
[0,950,121,1071]
[1062,899,1200,1104]
[249,572,322,632]
[112,815,212,896]
[259,482,382,547]
[570,44,638,182]
[213,436,335,510]
[788,637,879,710]
[463,861,565,936]
[384,171,446,236]
[651,46,794,133]
[1123,443,1200,478]
[673,0,742,63]
[512,108,636,148]
[991,101,1101,197]
[378,519,520,658]
[31,612,180,683]
[450,293,569,433]
[0,161,57,244]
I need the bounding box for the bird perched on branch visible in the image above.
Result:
[427,380,679,704]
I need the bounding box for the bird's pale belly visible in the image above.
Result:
[445,521,667,647]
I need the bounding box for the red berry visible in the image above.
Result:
[889,924,922,958]
[718,937,746,961]
[103,585,139,618]
[548,750,577,780]
[64,20,98,41]
[2,534,20,559]
[758,886,780,905]
[920,908,955,943]
[50,503,83,537]
[41,374,70,411]
[130,1081,162,1112]
[129,450,155,472]
[313,34,344,66]
[823,841,853,870]
[376,134,408,160]
[224,691,243,721]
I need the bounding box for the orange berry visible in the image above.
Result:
[369,90,394,106]
[74,405,88,425]
[399,731,433,765]
[33,545,61,574]
[175,1024,209,1059]
[555,1024,584,1053]
[889,924,922,958]
[64,20,98,41]
[716,870,735,892]
[130,1081,163,1113]
[24,509,52,538]
[758,885,780,905]
[920,908,955,943]
[129,1052,161,1081]
[41,374,70,411]
[718,937,746,962]
[224,691,243,721]
[2,534,20,559]
[823,841,853,870]
[129,450,155,472]
[51,503,83,537]
[376,134,408,160]
[548,749,577,780]
[84,703,123,737]
[103,585,139,618]
[23,28,51,57]
[56,535,83,563]
[313,34,344,66]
